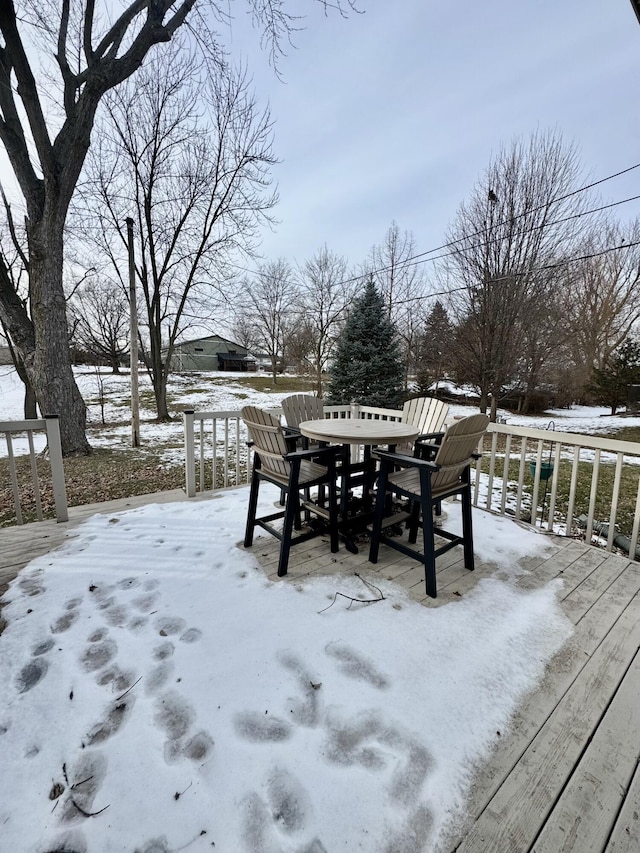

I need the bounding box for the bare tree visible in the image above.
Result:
[444,129,589,420]
[0,0,357,452]
[562,218,640,394]
[368,222,428,387]
[243,259,296,383]
[78,52,277,420]
[69,278,130,373]
[0,189,38,417]
[297,246,350,395]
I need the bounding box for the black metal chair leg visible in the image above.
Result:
[461,482,475,571]
[244,469,261,547]
[278,461,301,577]
[368,461,389,564]
[408,499,420,544]
[420,470,437,598]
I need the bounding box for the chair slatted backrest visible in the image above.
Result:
[241,406,291,481]
[402,397,450,435]
[430,414,490,494]
[281,394,325,428]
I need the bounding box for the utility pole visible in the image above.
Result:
[127,217,140,447]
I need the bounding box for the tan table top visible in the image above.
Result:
[299,418,420,446]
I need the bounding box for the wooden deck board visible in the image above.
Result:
[531,647,640,852]
[1,490,640,852]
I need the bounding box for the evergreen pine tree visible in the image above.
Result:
[589,338,640,415]
[326,276,404,407]
[416,300,454,392]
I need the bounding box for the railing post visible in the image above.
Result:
[183,410,196,497]
[45,415,68,522]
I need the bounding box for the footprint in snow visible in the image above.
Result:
[86,697,136,745]
[60,750,108,823]
[116,576,141,591]
[15,658,48,693]
[153,615,186,637]
[95,665,136,693]
[32,637,55,656]
[80,638,117,672]
[241,766,325,852]
[154,690,214,765]
[324,641,389,689]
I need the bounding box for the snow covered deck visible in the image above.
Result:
[253,521,640,852]
[1,489,639,851]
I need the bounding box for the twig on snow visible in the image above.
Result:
[318,572,385,613]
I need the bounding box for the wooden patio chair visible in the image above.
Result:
[281,393,360,514]
[241,405,340,577]
[397,396,450,456]
[281,394,325,431]
[368,413,490,598]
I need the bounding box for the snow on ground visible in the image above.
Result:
[0,485,571,853]
[2,365,638,462]
[0,365,298,460]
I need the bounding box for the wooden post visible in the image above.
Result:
[183,410,196,497]
[127,217,140,448]
[45,415,69,522]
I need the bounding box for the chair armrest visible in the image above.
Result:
[284,445,338,463]
[373,449,440,471]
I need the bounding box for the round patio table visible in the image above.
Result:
[298,418,420,552]
[298,418,419,447]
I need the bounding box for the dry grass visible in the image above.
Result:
[0,448,185,527]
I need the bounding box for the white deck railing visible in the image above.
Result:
[1,415,68,524]
[477,422,640,558]
[183,405,640,560]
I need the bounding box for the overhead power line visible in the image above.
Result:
[392,239,640,307]
[228,159,640,288]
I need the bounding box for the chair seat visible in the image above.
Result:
[263,460,329,488]
[388,468,463,501]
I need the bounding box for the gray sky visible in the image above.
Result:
[226,0,640,276]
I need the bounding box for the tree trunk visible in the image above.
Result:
[4,334,38,418]
[15,358,38,419]
[29,219,91,454]
[490,395,498,422]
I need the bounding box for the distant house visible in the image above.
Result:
[164,335,256,372]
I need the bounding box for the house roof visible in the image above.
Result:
[171,334,247,350]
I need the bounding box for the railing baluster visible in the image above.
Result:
[213,419,218,489]
[547,442,561,531]
[629,477,640,561]
[566,446,581,535]
[585,449,601,545]
[224,418,229,487]
[5,431,22,524]
[516,437,528,520]
[487,431,497,512]
[607,453,623,551]
[27,430,43,521]
[235,417,241,485]
[500,434,512,515]
[198,419,205,493]
[530,440,544,526]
